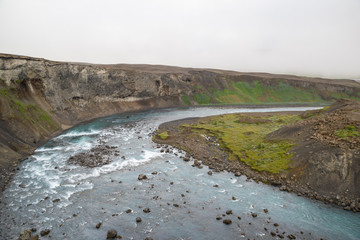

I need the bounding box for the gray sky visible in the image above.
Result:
[1,0,360,79]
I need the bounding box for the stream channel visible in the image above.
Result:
[0,106,359,240]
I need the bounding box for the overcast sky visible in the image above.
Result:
[1,0,360,79]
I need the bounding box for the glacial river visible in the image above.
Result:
[0,107,359,240]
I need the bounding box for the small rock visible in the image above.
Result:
[151,171,158,175]
[96,222,102,229]
[173,204,179,207]
[274,223,279,227]
[52,198,60,203]
[251,213,257,218]
[223,219,232,225]
[235,172,241,177]
[208,171,213,175]
[264,208,269,213]
[287,234,296,239]
[19,229,31,240]
[31,228,37,232]
[136,217,142,223]
[216,216,222,220]
[143,208,151,213]
[107,229,117,239]
[271,232,276,237]
[226,210,232,215]
[144,238,153,240]
[232,196,236,200]
[213,184,219,188]
[183,157,190,162]
[125,209,132,213]
[138,174,147,180]
[40,229,50,237]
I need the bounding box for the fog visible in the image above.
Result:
[1,0,359,79]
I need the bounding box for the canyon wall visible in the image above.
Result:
[1,53,360,188]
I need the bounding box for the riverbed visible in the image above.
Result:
[1,107,359,240]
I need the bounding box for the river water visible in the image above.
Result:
[0,107,359,240]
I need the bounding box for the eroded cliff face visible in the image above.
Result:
[0,53,360,189]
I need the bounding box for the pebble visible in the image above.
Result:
[125,209,132,213]
[136,217,142,223]
[251,213,257,218]
[208,171,213,175]
[143,208,151,213]
[226,210,232,215]
[264,208,269,213]
[96,222,102,229]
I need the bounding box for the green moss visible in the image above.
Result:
[193,93,211,105]
[212,80,325,104]
[158,131,169,140]
[334,125,360,138]
[191,114,301,174]
[181,95,191,105]
[0,84,58,131]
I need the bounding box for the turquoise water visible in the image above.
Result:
[0,107,359,240]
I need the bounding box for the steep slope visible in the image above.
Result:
[1,53,360,190]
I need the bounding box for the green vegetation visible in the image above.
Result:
[181,95,191,105]
[193,93,211,104]
[189,114,301,173]
[0,83,58,131]
[188,79,360,106]
[158,131,169,140]
[213,81,325,104]
[334,125,360,138]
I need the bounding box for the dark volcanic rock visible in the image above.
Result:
[96,222,102,229]
[223,219,232,225]
[138,174,148,180]
[40,229,50,236]
[107,229,117,239]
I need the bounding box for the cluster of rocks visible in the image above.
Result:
[67,145,120,168]
[310,109,360,150]
[18,228,50,240]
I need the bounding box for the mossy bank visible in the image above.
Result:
[153,99,360,212]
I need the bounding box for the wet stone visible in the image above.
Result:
[107,229,117,239]
[251,213,257,218]
[136,217,142,223]
[226,210,232,215]
[143,208,151,213]
[138,174,147,180]
[40,229,50,237]
[96,222,102,229]
[223,219,232,225]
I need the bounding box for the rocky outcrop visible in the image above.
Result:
[0,53,360,191]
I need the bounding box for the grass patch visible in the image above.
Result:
[181,95,191,105]
[158,131,169,140]
[212,80,326,104]
[193,93,211,105]
[190,114,301,174]
[334,125,360,138]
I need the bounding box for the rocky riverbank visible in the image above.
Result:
[153,99,360,212]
